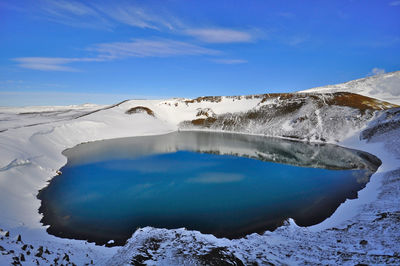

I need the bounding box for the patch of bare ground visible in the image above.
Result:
[196,108,215,118]
[184,96,223,105]
[325,92,399,112]
[191,117,217,127]
[125,106,155,116]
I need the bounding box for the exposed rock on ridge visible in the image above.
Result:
[179,92,397,142]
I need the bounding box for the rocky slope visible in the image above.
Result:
[178,92,397,142]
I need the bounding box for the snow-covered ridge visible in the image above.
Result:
[298,71,400,105]
[0,103,107,132]
[178,92,397,142]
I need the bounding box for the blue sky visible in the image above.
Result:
[0,0,399,106]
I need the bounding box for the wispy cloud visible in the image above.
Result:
[93,3,178,30]
[13,57,103,71]
[36,0,254,40]
[42,0,97,16]
[287,35,308,46]
[36,0,179,30]
[389,1,400,6]
[92,39,219,59]
[13,39,219,71]
[212,59,247,64]
[370,67,385,76]
[353,36,400,48]
[11,1,258,71]
[184,28,254,43]
[37,0,112,29]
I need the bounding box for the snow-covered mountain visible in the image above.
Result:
[298,71,400,105]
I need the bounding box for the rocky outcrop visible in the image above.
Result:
[125,106,155,116]
[180,92,398,142]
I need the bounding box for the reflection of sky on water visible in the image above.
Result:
[187,172,245,184]
[102,154,218,174]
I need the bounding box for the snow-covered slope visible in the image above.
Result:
[0,74,399,264]
[0,103,107,132]
[298,71,400,105]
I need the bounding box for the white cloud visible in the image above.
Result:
[184,28,253,43]
[94,4,177,30]
[92,39,219,59]
[13,57,103,71]
[287,35,308,46]
[370,67,385,76]
[37,1,254,40]
[389,1,400,6]
[36,0,179,30]
[212,59,247,64]
[42,0,97,16]
[38,0,112,29]
[13,39,218,71]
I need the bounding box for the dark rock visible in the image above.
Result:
[35,246,43,257]
[63,253,70,262]
[197,247,245,266]
[130,254,150,265]
[125,106,155,116]
[359,240,368,245]
[11,256,20,266]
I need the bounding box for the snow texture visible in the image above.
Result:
[299,71,400,105]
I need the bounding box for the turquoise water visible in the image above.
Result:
[38,131,379,246]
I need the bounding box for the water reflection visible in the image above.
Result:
[64,131,380,171]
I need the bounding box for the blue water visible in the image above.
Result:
[38,131,379,246]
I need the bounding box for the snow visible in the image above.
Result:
[299,71,400,105]
[0,83,399,264]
